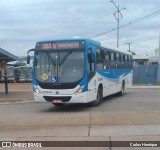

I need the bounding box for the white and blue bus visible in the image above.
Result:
[27,38,133,106]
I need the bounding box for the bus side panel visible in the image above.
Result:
[124,70,133,89]
[87,71,122,103]
[96,69,133,97]
[87,75,98,103]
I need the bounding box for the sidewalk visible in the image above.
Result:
[0,83,33,102]
[0,90,34,102]
[131,85,160,88]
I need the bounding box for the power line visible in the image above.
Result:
[91,9,160,38]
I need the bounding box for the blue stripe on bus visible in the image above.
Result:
[97,69,132,79]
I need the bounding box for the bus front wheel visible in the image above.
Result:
[89,88,103,107]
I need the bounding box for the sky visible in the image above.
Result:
[0,0,160,56]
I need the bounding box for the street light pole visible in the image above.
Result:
[158,33,160,64]
[158,33,160,84]
[117,5,120,48]
[110,1,126,48]
[125,42,136,55]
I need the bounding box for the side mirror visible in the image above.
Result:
[27,48,35,64]
[27,55,30,64]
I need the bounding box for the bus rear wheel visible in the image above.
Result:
[89,88,103,107]
[117,81,125,96]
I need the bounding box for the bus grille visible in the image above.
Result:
[43,96,71,102]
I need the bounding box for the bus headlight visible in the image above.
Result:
[75,85,85,94]
[34,86,42,94]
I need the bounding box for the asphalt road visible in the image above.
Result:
[0,88,160,139]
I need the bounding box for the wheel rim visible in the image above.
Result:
[95,91,100,104]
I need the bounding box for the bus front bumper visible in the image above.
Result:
[34,92,88,104]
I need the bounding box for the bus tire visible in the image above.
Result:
[117,81,125,96]
[89,88,103,107]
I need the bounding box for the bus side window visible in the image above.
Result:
[96,48,103,69]
[124,55,128,68]
[104,51,110,69]
[110,52,116,69]
[116,53,120,69]
[121,54,125,69]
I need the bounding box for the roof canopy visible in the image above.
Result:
[0,48,21,62]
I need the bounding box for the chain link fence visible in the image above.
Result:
[133,64,160,85]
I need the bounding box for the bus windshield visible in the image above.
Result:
[34,49,85,84]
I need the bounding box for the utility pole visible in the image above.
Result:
[125,42,136,55]
[125,42,132,52]
[157,33,160,84]
[110,1,126,48]
[158,33,160,64]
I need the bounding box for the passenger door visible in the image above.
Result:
[87,46,97,102]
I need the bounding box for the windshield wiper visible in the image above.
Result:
[59,51,72,65]
[47,53,56,66]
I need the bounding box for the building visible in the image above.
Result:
[148,56,158,65]
[132,55,149,67]
[0,48,21,94]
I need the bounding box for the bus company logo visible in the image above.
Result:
[2,142,12,147]
[55,91,59,94]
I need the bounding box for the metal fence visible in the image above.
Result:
[133,64,160,85]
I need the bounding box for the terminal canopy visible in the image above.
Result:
[0,48,21,95]
[0,48,21,62]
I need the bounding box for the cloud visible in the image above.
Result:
[0,0,160,56]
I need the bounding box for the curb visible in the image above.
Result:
[130,86,160,89]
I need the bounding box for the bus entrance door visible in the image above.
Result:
[87,46,97,103]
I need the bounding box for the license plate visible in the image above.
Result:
[52,99,62,103]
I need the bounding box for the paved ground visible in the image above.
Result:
[0,82,160,102]
[0,83,33,102]
[0,83,32,91]
[0,85,160,149]
[1,88,160,137]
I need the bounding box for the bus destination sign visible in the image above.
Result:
[36,41,85,50]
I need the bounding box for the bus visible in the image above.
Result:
[27,38,133,106]
[14,66,32,82]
